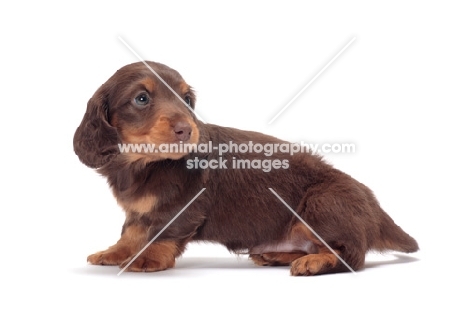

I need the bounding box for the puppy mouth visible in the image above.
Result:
[140,121,200,158]
[118,115,200,162]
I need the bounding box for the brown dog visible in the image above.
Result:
[74,61,418,276]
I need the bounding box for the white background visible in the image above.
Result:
[1,1,467,310]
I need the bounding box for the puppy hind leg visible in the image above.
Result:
[249,222,318,267]
[288,188,369,275]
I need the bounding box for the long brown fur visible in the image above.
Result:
[74,61,418,275]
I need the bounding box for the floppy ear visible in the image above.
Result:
[73,86,121,169]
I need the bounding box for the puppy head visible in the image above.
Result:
[73,61,200,169]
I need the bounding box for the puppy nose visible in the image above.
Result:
[173,121,192,141]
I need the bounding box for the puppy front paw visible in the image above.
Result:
[87,248,132,266]
[118,241,179,273]
[120,255,175,272]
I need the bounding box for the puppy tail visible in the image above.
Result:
[373,211,419,253]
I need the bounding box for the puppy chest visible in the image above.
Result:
[115,193,158,214]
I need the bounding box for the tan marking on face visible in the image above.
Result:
[180,82,191,94]
[119,110,200,162]
[140,77,156,93]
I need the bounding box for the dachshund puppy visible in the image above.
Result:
[74,61,418,276]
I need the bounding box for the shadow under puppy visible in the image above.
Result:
[73,61,418,276]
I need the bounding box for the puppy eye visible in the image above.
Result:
[135,93,150,106]
[184,96,192,107]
